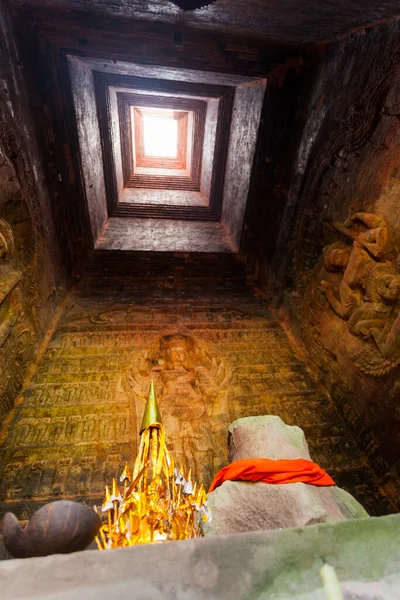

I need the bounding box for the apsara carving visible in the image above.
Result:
[321,212,400,375]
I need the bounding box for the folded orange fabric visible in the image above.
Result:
[208,458,335,493]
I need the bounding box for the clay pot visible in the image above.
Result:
[3,500,101,558]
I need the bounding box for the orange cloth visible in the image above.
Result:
[208,458,335,493]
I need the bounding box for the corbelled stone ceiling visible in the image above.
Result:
[69,55,265,252]
[1,0,400,538]
[5,0,400,43]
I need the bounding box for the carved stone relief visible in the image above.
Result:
[123,333,232,483]
[321,212,400,376]
[0,151,39,419]
[0,285,396,519]
[0,26,64,424]
[0,213,29,418]
[268,31,400,512]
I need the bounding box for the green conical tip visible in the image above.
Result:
[140,380,162,434]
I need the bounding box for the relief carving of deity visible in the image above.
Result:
[0,219,19,348]
[321,212,400,375]
[0,218,14,263]
[122,333,232,485]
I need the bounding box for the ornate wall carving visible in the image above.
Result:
[0,7,63,423]
[0,273,396,519]
[321,212,400,376]
[268,22,400,507]
[0,156,35,420]
[123,332,232,483]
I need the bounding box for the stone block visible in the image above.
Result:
[0,514,399,599]
[228,415,312,461]
[205,415,368,536]
[204,481,368,536]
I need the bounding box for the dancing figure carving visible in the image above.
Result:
[321,212,400,376]
[0,219,15,263]
[122,333,232,484]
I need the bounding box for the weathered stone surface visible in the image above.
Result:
[204,481,368,536]
[204,416,367,536]
[1,0,398,530]
[1,0,400,530]
[0,275,391,519]
[6,0,400,44]
[255,19,400,512]
[0,539,13,560]
[228,415,312,462]
[0,514,399,599]
[0,5,63,423]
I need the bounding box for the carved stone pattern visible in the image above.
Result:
[292,52,400,283]
[279,42,400,512]
[0,288,396,520]
[0,27,62,423]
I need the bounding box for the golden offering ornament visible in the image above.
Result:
[95,381,211,549]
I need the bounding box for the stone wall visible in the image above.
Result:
[0,257,396,520]
[262,21,400,506]
[0,6,63,422]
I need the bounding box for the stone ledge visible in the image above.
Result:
[0,514,399,599]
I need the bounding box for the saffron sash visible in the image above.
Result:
[209,458,335,493]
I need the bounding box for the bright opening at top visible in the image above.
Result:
[143,115,178,158]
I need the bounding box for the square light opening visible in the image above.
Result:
[132,107,190,171]
[71,62,265,237]
[143,112,178,158]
